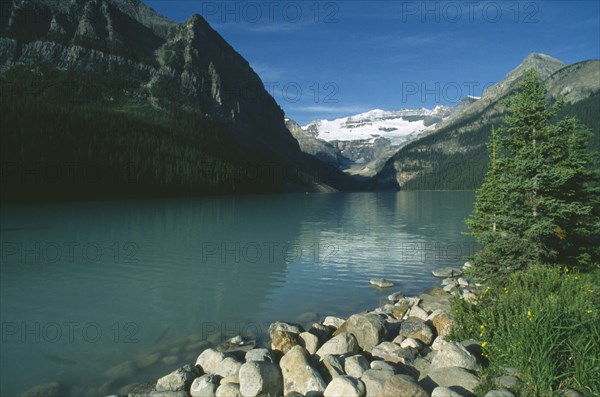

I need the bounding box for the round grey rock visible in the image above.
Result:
[345,313,388,352]
[384,374,428,397]
[245,348,273,363]
[344,354,370,378]
[196,349,226,375]
[324,375,366,397]
[190,375,219,397]
[156,364,199,392]
[215,383,242,397]
[484,390,515,397]
[360,369,395,397]
[431,342,480,371]
[432,386,464,397]
[239,361,283,397]
[279,346,327,396]
[316,332,359,357]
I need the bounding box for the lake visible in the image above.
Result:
[0,191,476,396]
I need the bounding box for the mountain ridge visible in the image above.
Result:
[372,54,600,190]
[0,0,357,201]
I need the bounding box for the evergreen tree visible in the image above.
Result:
[467,69,599,277]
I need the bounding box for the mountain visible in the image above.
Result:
[0,0,355,201]
[288,104,464,177]
[373,54,600,190]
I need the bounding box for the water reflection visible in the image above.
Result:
[0,191,476,396]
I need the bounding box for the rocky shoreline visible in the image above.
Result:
[24,264,521,397]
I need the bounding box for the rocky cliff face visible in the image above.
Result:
[1,0,358,199]
[285,118,344,166]
[373,54,600,190]
[0,0,300,153]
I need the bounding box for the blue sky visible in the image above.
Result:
[145,1,600,125]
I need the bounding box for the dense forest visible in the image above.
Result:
[0,66,353,202]
[377,92,600,191]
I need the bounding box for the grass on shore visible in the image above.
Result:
[450,264,600,397]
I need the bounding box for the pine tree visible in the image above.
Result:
[467,69,599,277]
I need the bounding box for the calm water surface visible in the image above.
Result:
[0,191,476,396]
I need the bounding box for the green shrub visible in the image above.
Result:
[450,264,600,396]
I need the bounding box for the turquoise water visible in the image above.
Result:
[0,191,476,396]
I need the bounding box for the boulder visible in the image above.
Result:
[388,291,405,302]
[420,294,452,313]
[129,391,188,397]
[400,338,423,350]
[245,348,273,363]
[457,277,470,287]
[432,386,465,397]
[384,374,428,397]
[268,321,304,338]
[345,313,388,352]
[371,342,417,364]
[299,331,320,355]
[323,316,346,329]
[431,336,447,351]
[324,375,366,397]
[431,267,463,278]
[215,383,242,397]
[370,360,399,373]
[408,305,429,321]
[399,318,434,345]
[421,367,481,396]
[332,321,348,336]
[220,376,239,385]
[392,302,411,320]
[370,278,395,288]
[238,361,283,397]
[344,355,370,378]
[495,375,519,390]
[279,346,327,396]
[156,364,199,392]
[316,332,360,357]
[360,369,395,397]
[484,390,515,397]
[271,330,302,355]
[431,342,480,371]
[309,323,332,343]
[318,354,345,382]
[432,312,455,339]
[195,349,226,375]
[215,357,243,378]
[190,375,219,397]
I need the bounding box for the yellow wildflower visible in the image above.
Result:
[481,341,488,347]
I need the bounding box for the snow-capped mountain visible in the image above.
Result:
[302,106,451,145]
[288,104,464,177]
